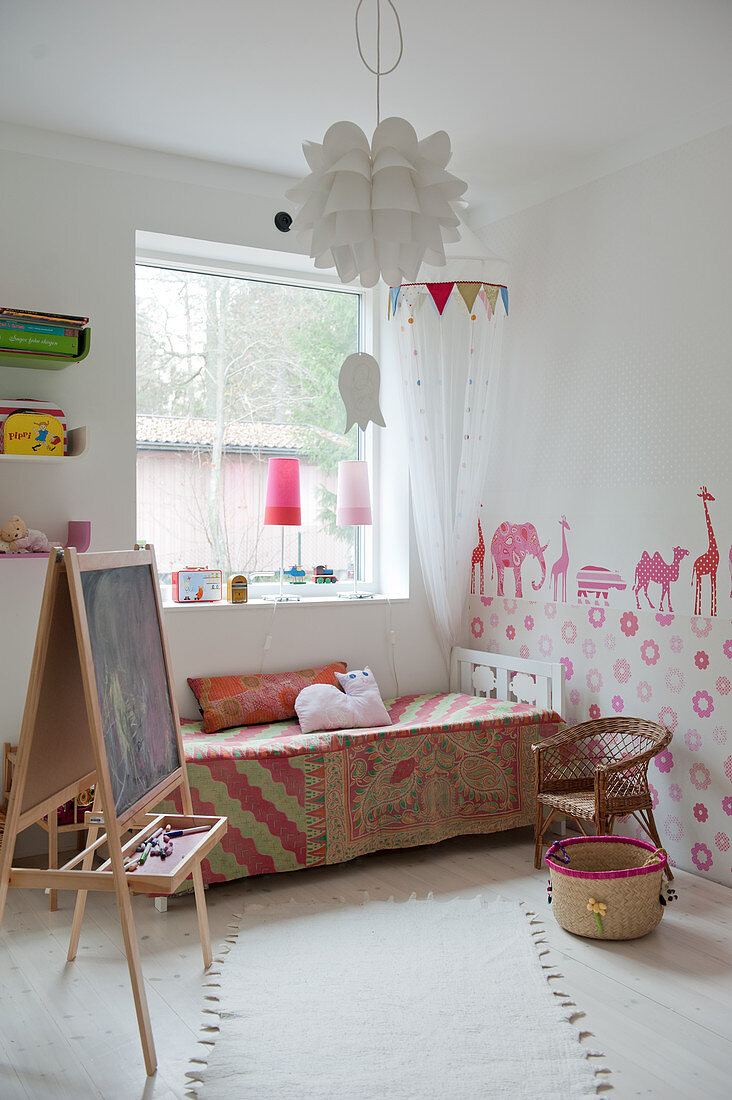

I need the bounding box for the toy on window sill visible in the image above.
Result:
[0,515,53,554]
[313,565,338,584]
[284,565,306,584]
[227,574,249,603]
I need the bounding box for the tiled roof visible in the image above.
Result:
[136,415,310,452]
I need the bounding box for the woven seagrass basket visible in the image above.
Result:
[546,835,668,940]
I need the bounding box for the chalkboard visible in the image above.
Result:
[0,547,224,1077]
[80,564,180,817]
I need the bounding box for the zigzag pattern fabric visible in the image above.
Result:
[158,693,562,887]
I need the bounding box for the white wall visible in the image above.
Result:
[0,126,445,853]
[467,124,732,885]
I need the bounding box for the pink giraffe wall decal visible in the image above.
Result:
[633,546,689,611]
[691,486,719,615]
[470,518,486,596]
[549,515,570,602]
[490,521,548,597]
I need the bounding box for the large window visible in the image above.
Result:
[135,263,367,596]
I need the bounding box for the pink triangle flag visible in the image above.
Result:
[425,282,455,316]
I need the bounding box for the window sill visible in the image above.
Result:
[162,593,405,610]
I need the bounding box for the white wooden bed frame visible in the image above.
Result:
[449,647,565,716]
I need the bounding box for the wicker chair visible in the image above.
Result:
[532,717,673,879]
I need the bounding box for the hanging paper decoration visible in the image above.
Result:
[338,352,387,432]
[286,117,467,288]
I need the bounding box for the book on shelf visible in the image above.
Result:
[0,329,79,356]
[0,318,80,337]
[0,307,89,330]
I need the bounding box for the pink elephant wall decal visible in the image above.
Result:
[490,522,548,597]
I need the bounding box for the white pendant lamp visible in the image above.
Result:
[336,460,374,599]
[285,0,468,288]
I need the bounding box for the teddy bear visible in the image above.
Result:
[0,515,53,554]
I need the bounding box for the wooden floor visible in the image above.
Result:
[0,827,730,1099]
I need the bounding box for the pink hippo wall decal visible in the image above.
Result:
[490,522,548,597]
[576,565,627,605]
[633,546,689,612]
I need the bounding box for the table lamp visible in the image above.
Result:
[263,457,301,602]
[337,459,373,599]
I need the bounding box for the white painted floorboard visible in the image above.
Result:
[1,828,730,1099]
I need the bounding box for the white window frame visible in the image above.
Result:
[135,232,383,603]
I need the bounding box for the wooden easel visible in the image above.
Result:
[0,547,227,1076]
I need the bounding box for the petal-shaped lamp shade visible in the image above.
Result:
[264,457,301,526]
[286,116,467,288]
[336,460,372,526]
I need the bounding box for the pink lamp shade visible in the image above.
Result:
[264,457,301,526]
[337,460,372,526]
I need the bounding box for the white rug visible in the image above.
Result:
[186,895,606,1099]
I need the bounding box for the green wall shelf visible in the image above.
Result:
[0,327,91,369]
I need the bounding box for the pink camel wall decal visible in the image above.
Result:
[633,546,689,611]
[490,521,548,597]
[470,518,485,596]
[549,515,570,602]
[691,486,719,616]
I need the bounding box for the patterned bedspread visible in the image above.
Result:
[157,692,562,887]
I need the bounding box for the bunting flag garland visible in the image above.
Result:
[456,281,482,315]
[425,282,454,316]
[484,284,500,313]
[389,285,402,318]
[389,281,508,320]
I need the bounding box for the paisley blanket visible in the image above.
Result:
[158,692,562,886]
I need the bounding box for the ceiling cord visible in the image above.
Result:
[355,0,404,127]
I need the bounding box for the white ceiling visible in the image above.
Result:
[2,0,732,221]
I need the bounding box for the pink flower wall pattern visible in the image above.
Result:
[465,588,732,888]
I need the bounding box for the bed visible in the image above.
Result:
[157,648,565,887]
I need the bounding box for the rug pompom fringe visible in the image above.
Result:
[520,902,613,1095]
[182,907,247,1098]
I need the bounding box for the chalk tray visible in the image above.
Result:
[97,812,227,895]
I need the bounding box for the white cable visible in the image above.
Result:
[384,593,401,698]
[355,0,404,127]
[259,600,278,674]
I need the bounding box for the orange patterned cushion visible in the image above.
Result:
[187,662,347,734]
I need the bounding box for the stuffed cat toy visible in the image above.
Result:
[295,667,391,734]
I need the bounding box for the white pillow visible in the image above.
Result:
[295,667,391,735]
